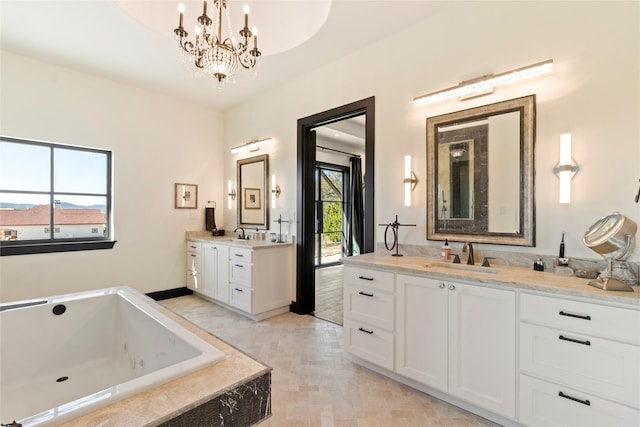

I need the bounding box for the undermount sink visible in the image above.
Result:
[427,262,502,275]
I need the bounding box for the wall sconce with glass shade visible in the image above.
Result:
[403,155,418,206]
[230,138,272,154]
[271,174,281,208]
[227,180,236,209]
[554,133,579,203]
[413,59,553,106]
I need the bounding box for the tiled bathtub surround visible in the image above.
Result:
[381,243,639,282]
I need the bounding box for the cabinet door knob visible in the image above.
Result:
[235,264,244,268]
[439,283,446,289]
[448,284,456,290]
[234,288,244,293]
[358,291,374,297]
[358,327,374,335]
[234,253,244,257]
[358,276,374,281]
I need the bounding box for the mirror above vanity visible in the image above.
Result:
[427,95,536,246]
[237,154,269,229]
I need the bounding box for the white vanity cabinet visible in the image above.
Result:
[186,241,201,292]
[519,292,640,426]
[227,245,292,320]
[395,275,516,418]
[343,266,395,370]
[396,274,448,391]
[448,281,516,418]
[187,239,292,320]
[202,243,229,301]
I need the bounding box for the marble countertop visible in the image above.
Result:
[186,231,292,249]
[65,298,270,426]
[344,253,640,306]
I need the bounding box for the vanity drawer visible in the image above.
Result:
[344,284,394,330]
[344,318,394,371]
[344,266,394,293]
[519,374,640,427]
[520,293,640,345]
[187,241,201,253]
[230,285,252,312]
[229,247,252,263]
[229,260,252,287]
[520,322,640,407]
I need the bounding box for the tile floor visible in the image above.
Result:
[162,296,497,427]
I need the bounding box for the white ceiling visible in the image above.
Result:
[0,1,440,111]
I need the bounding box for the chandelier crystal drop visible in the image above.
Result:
[174,0,261,84]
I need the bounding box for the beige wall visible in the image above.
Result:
[223,1,639,263]
[0,52,225,302]
[2,2,638,302]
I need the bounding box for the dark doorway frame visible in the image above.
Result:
[292,97,375,315]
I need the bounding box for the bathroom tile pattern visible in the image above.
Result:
[158,372,271,427]
[162,295,497,427]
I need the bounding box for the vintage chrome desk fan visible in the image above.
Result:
[583,211,638,291]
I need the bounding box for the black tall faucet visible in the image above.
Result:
[234,227,246,240]
[462,241,475,265]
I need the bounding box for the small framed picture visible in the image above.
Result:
[175,183,198,209]
[244,188,261,210]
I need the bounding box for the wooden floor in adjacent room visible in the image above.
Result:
[314,264,344,325]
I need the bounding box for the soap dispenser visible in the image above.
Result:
[442,239,451,261]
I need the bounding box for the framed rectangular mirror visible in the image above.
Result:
[427,95,535,246]
[237,154,269,228]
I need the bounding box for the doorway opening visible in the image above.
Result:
[294,97,375,317]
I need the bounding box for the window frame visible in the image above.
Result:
[0,136,116,256]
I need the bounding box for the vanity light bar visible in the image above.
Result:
[231,138,272,154]
[413,59,553,107]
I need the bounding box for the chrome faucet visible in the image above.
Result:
[462,241,475,265]
[234,227,246,240]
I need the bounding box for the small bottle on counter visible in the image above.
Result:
[442,239,451,261]
[533,257,544,271]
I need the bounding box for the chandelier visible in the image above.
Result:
[174,0,261,83]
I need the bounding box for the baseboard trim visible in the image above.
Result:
[146,287,193,301]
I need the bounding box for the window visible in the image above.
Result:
[0,136,115,256]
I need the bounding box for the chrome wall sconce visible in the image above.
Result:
[271,174,281,208]
[230,137,272,154]
[227,180,236,209]
[554,133,579,204]
[403,155,418,206]
[413,59,553,106]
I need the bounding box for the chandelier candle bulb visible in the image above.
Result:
[178,3,184,27]
[244,5,249,28]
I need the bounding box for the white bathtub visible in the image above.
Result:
[0,286,225,426]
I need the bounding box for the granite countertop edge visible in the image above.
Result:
[343,253,640,306]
